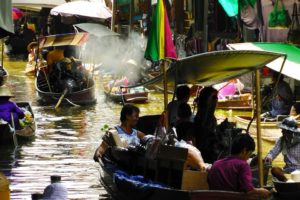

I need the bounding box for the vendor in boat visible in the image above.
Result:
[0,86,25,130]
[191,87,222,163]
[167,85,190,127]
[262,72,293,118]
[93,104,145,161]
[27,42,38,65]
[208,134,270,198]
[264,117,300,174]
[46,47,65,73]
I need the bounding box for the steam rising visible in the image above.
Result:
[81,31,148,84]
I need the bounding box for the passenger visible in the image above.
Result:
[0,86,25,130]
[46,47,64,73]
[208,134,270,198]
[191,87,219,163]
[264,117,300,173]
[93,104,145,161]
[262,72,293,118]
[175,103,193,143]
[167,85,190,126]
[43,175,67,200]
[27,42,37,65]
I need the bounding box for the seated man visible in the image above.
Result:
[208,134,270,198]
[175,103,193,143]
[93,104,145,162]
[262,72,293,118]
[264,117,300,174]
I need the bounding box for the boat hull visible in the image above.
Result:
[104,89,148,104]
[0,102,36,145]
[217,99,252,110]
[0,68,8,86]
[35,75,96,105]
[234,115,291,142]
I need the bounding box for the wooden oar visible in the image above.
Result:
[10,113,18,146]
[55,88,68,109]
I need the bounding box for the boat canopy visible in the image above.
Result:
[74,23,119,38]
[39,33,89,48]
[228,43,300,81]
[133,50,283,88]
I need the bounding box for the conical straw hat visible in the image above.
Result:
[0,85,14,97]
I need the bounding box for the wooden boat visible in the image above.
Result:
[273,178,300,199]
[35,73,96,105]
[217,94,252,110]
[35,33,96,105]
[104,86,149,104]
[234,115,299,143]
[0,102,36,145]
[0,67,8,86]
[99,145,264,200]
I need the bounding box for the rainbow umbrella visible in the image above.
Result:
[12,7,24,20]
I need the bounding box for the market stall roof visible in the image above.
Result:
[227,42,300,81]
[39,33,89,48]
[74,23,119,38]
[50,1,112,21]
[134,50,283,87]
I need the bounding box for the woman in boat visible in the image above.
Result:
[167,85,190,127]
[0,86,25,130]
[264,117,300,174]
[208,134,270,198]
[190,86,222,163]
[93,104,145,162]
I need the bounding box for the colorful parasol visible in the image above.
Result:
[12,7,24,20]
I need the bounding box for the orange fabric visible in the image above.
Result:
[47,49,64,67]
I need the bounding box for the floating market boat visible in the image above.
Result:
[216,94,252,110]
[97,50,284,199]
[0,102,36,144]
[35,33,96,105]
[104,85,149,103]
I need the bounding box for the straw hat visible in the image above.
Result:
[278,117,300,133]
[27,42,38,52]
[0,85,14,97]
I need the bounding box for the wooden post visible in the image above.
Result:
[255,69,264,187]
[162,60,168,128]
[129,0,134,32]
[111,0,117,32]
[1,39,4,67]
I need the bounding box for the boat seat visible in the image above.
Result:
[144,145,188,189]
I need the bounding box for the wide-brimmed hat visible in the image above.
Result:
[0,85,14,97]
[278,117,300,133]
[27,42,38,52]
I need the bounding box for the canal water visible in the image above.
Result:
[0,56,283,199]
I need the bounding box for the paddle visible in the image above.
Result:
[55,88,68,109]
[10,113,18,146]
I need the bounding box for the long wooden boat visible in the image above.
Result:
[35,72,96,105]
[0,67,8,86]
[104,86,148,103]
[99,146,262,200]
[0,102,36,145]
[234,115,299,143]
[216,93,252,110]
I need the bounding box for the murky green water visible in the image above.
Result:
[0,54,284,199]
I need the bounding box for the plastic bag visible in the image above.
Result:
[268,0,291,28]
[287,3,300,45]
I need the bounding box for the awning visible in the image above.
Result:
[39,33,89,48]
[12,0,66,8]
[132,50,283,87]
[0,0,14,38]
[74,23,119,38]
[227,42,300,81]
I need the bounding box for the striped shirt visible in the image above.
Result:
[266,137,300,173]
